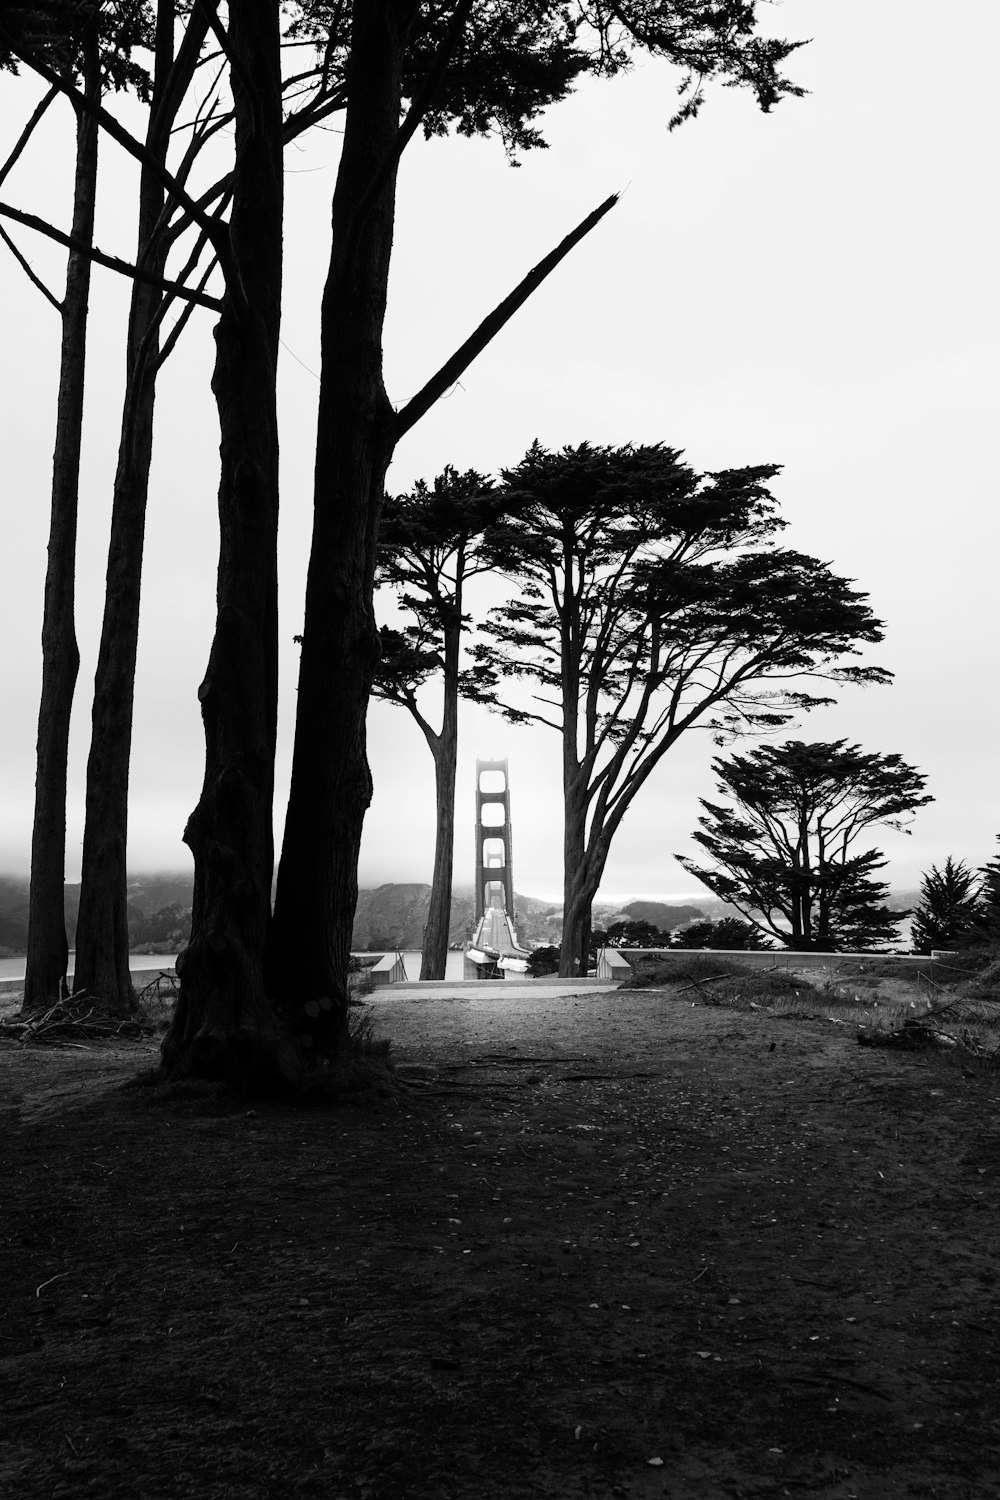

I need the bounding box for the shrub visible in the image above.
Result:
[622,952,745,987]
[527,945,561,977]
[672,917,773,950]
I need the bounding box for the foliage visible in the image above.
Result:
[373,467,506,720]
[0,0,152,93]
[605,918,671,948]
[975,837,1000,944]
[910,857,983,954]
[527,944,561,977]
[672,917,772,950]
[621,951,746,986]
[958,952,1000,1003]
[478,441,890,975]
[679,740,932,951]
[287,1,807,156]
[6,0,810,1080]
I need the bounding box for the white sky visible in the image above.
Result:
[1,0,997,905]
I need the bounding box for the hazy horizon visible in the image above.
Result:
[2,1,997,910]
[0,868,926,905]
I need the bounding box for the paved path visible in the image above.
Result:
[371,977,615,1002]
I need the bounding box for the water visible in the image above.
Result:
[392,951,468,981]
[0,950,467,984]
[0,953,178,984]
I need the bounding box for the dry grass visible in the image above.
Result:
[625,946,1000,1069]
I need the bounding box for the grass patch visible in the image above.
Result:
[134,970,181,1034]
[624,949,1000,1064]
[622,952,747,988]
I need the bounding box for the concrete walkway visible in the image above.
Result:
[369,977,616,1001]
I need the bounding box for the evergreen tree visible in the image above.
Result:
[481,444,890,975]
[910,858,982,954]
[372,467,506,980]
[672,917,772,950]
[606,919,671,948]
[679,740,932,951]
[974,837,1000,944]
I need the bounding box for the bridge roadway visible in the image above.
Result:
[470,904,526,959]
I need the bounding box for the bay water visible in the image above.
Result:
[0,949,467,985]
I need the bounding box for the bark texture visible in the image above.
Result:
[161,0,284,1085]
[268,0,411,1026]
[74,0,181,1015]
[561,787,596,977]
[23,32,100,1012]
[419,651,459,980]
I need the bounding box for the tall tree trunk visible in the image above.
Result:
[560,780,593,977]
[420,695,458,980]
[268,0,410,1032]
[22,32,100,1013]
[160,0,284,1086]
[74,0,180,1016]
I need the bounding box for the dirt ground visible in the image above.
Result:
[1,984,999,1500]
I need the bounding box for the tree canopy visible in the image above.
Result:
[679,740,933,951]
[909,857,983,955]
[672,917,772,950]
[4,0,810,1084]
[604,918,672,949]
[479,441,891,973]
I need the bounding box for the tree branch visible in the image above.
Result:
[0,222,62,312]
[0,23,230,266]
[393,191,619,439]
[0,201,223,310]
[155,252,220,370]
[346,0,474,258]
[0,83,58,192]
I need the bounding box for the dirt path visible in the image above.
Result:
[1,988,998,1499]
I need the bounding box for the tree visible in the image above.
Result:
[7,3,806,1079]
[679,740,932,951]
[372,467,505,980]
[267,1,807,1041]
[480,442,890,974]
[1,0,151,1010]
[976,837,1000,944]
[605,919,671,948]
[4,2,352,1058]
[909,858,982,955]
[160,0,287,1085]
[672,917,772,949]
[4,4,355,1020]
[73,0,213,1016]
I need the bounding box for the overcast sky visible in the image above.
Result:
[1,0,997,904]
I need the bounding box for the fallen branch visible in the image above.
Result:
[0,994,147,1045]
[677,974,732,998]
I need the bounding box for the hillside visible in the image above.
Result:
[0,876,912,959]
[0,876,716,957]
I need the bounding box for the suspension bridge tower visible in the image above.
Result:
[466,757,529,977]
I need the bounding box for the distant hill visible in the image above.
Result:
[0,873,197,957]
[0,877,569,956]
[616,899,710,930]
[352,884,566,951]
[0,875,918,958]
[0,877,29,956]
